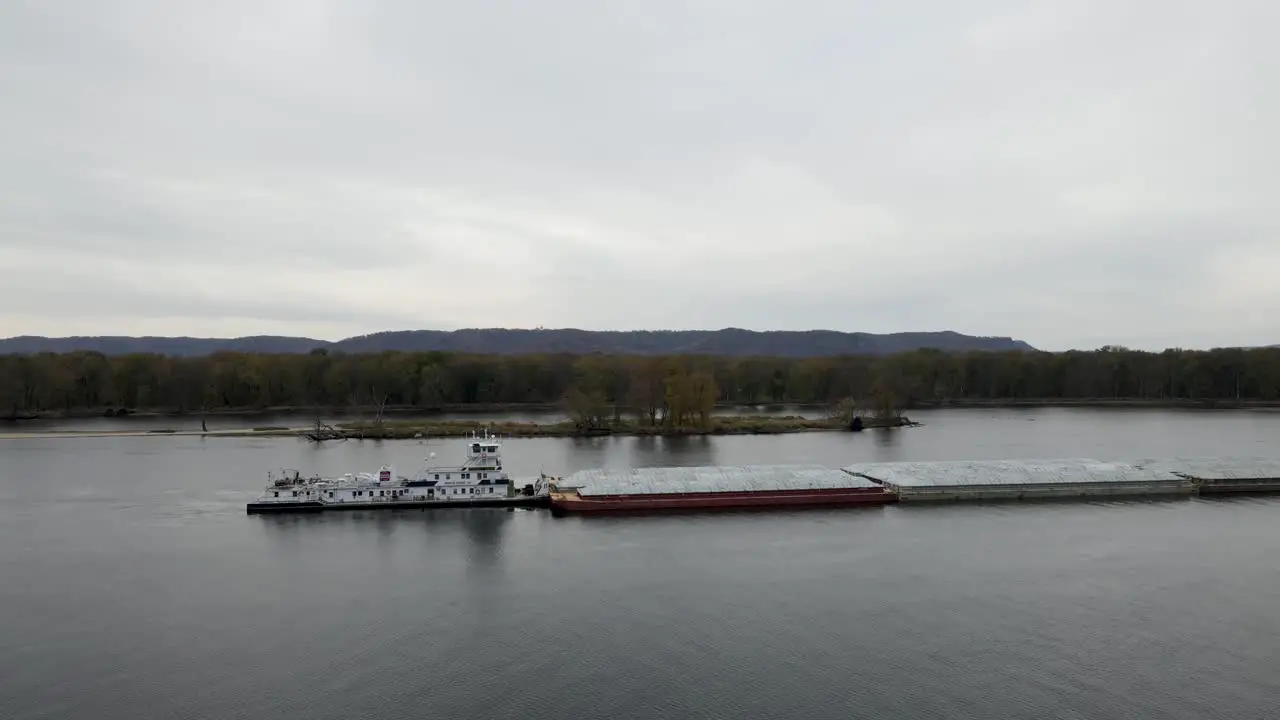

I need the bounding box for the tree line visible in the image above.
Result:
[3,345,1280,417]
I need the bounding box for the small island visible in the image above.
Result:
[0,397,913,441]
[0,409,912,441]
[310,386,911,440]
[327,411,912,441]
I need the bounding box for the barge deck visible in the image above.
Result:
[1132,457,1280,496]
[842,458,1198,503]
[549,464,895,515]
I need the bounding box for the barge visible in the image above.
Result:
[250,453,1280,517]
[1132,457,1280,496]
[548,464,896,515]
[247,432,549,514]
[842,458,1198,502]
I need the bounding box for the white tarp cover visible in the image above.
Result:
[569,464,882,497]
[843,458,1185,488]
[1127,457,1280,480]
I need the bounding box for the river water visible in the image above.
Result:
[2,408,1279,719]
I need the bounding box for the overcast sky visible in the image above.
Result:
[0,1,1273,351]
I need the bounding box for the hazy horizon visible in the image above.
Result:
[2,2,1273,352]
[3,325,1276,354]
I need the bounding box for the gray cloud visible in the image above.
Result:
[0,0,1275,350]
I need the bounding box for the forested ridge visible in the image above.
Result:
[0,328,1033,357]
[3,345,1280,417]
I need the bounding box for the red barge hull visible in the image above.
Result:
[549,487,897,515]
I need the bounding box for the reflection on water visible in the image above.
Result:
[652,435,717,466]
[458,509,510,572]
[557,435,721,471]
[372,511,398,553]
[255,507,516,577]
[631,435,658,460]
[565,436,612,469]
[255,513,316,552]
[870,427,905,460]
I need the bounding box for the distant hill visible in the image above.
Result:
[0,328,1037,357]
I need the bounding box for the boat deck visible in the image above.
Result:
[247,494,549,514]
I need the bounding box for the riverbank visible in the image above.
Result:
[0,427,307,440]
[335,414,913,439]
[0,414,914,440]
[1,402,565,422]
[5,397,1278,423]
[0,401,832,422]
[913,398,1280,409]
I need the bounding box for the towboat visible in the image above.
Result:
[246,431,550,514]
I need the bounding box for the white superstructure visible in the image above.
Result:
[247,431,549,513]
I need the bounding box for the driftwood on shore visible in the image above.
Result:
[301,418,348,443]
